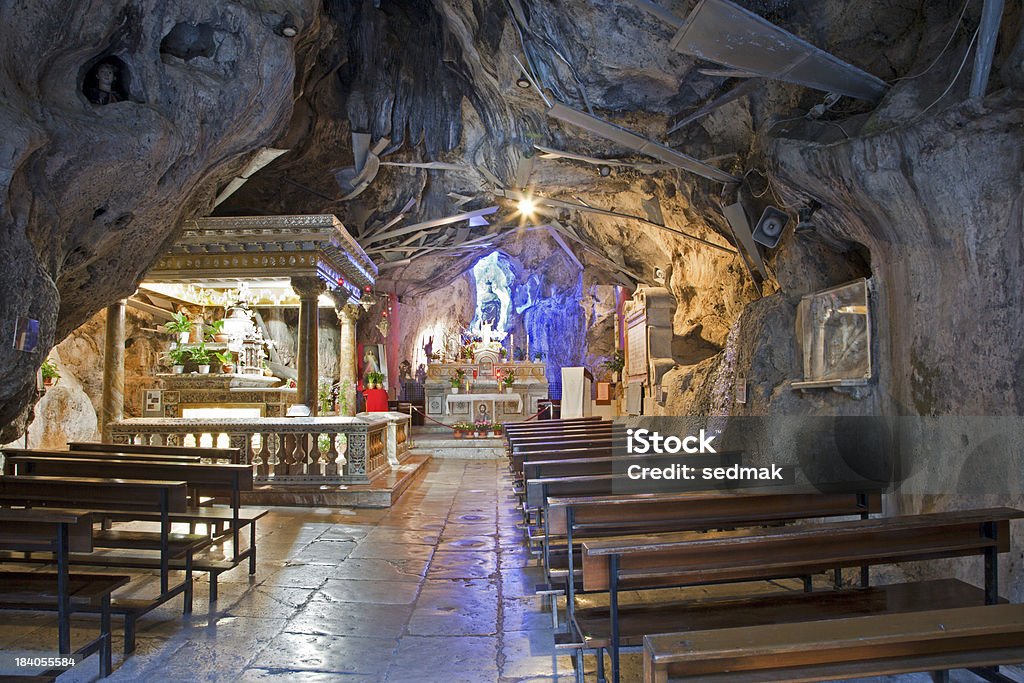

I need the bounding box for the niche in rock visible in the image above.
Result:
[469,252,514,340]
[160,22,216,61]
[82,56,131,105]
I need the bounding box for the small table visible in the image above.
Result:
[446,392,522,420]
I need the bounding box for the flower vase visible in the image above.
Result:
[451,387,459,394]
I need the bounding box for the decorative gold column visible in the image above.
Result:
[100,300,126,442]
[332,297,359,417]
[291,277,325,415]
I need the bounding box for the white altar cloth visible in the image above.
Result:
[446,392,522,418]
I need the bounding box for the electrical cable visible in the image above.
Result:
[890,0,974,83]
[916,25,979,118]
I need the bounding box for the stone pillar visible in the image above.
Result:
[100,300,126,442]
[291,276,325,415]
[333,298,360,417]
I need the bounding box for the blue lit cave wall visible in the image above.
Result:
[394,237,593,394]
[468,249,589,389]
[469,248,587,392]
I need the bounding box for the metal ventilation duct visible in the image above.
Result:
[547,103,740,184]
[669,0,888,101]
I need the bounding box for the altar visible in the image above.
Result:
[445,392,522,421]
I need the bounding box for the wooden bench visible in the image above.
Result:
[0,475,207,654]
[68,441,242,464]
[578,507,1024,682]
[503,417,605,435]
[3,455,263,601]
[0,508,129,678]
[641,603,1024,683]
[3,447,202,464]
[542,487,881,619]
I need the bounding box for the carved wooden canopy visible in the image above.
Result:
[146,215,377,301]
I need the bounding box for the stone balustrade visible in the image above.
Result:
[109,415,408,484]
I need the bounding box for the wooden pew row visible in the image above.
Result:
[542,488,880,625]
[3,454,265,601]
[4,448,201,464]
[0,476,203,655]
[502,417,605,435]
[0,508,128,678]
[641,604,1024,682]
[68,441,242,464]
[577,507,1024,682]
[504,423,616,454]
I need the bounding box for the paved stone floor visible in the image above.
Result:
[0,458,1002,682]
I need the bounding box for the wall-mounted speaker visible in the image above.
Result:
[752,206,789,248]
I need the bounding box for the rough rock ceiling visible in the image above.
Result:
[3,0,1021,437]
[218,0,941,295]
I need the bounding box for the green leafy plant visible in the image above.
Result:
[602,349,625,377]
[366,371,385,388]
[163,311,192,336]
[500,368,516,388]
[450,368,466,388]
[188,343,211,365]
[318,378,333,413]
[40,359,60,382]
[214,350,234,365]
[205,319,225,341]
[166,347,189,366]
[337,379,351,415]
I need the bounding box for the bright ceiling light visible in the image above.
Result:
[516,197,537,216]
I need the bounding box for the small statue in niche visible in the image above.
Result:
[479,281,501,329]
[399,359,412,382]
[83,58,129,105]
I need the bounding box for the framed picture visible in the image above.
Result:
[144,390,163,417]
[13,317,40,353]
[360,343,389,387]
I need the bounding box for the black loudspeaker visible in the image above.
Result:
[752,206,789,248]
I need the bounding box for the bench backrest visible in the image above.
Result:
[0,475,189,514]
[525,453,758,508]
[3,447,201,463]
[523,451,741,483]
[547,489,882,537]
[4,456,253,496]
[0,508,95,553]
[503,417,604,432]
[68,441,242,464]
[581,507,1023,592]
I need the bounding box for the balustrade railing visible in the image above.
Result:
[110,416,400,484]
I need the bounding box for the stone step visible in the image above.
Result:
[410,436,505,460]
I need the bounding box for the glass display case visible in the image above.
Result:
[793,278,872,389]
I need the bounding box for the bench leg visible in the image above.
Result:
[249,519,258,575]
[930,671,949,683]
[124,615,137,655]
[210,571,219,603]
[184,555,194,615]
[100,594,112,678]
[574,648,585,683]
[970,666,1018,683]
[803,576,813,592]
[596,647,606,683]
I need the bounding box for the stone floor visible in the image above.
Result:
[0,458,1003,682]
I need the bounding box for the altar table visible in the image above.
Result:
[446,392,522,419]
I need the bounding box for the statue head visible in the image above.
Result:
[96,63,116,92]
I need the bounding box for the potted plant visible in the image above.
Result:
[602,349,625,382]
[164,311,192,344]
[500,368,516,393]
[366,371,385,390]
[474,419,490,437]
[215,350,235,374]
[41,359,60,387]
[452,422,467,439]
[166,347,188,374]
[450,368,465,394]
[533,351,544,362]
[189,343,211,374]
[492,423,502,436]
[206,319,229,343]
